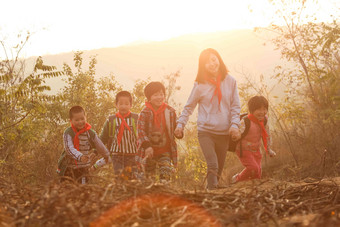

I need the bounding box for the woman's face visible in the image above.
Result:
[205,53,220,75]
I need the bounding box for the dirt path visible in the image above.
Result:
[0,177,339,226]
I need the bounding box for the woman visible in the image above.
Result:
[175,48,241,190]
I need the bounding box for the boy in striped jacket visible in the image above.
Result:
[92,91,138,180]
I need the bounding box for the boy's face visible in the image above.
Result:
[117,96,132,115]
[252,106,268,121]
[70,111,86,130]
[149,90,165,108]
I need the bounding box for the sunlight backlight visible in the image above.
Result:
[0,0,338,57]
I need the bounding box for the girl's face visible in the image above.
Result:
[149,90,165,109]
[252,106,268,121]
[70,111,86,130]
[205,53,220,75]
[116,96,132,115]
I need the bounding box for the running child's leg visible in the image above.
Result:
[157,152,173,181]
[236,150,261,182]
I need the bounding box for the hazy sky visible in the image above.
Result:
[1,0,338,57]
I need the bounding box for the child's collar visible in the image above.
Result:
[118,111,130,116]
[146,101,166,111]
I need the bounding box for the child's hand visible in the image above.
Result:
[80,155,89,163]
[269,149,276,157]
[88,165,96,172]
[145,147,154,158]
[88,153,97,164]
[103,155,110,163]
[174,127,184,138]
[229,127,241,141]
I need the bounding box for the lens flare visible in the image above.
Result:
[90,193,222,227]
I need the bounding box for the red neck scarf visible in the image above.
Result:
[205,74,222,107]
[145,101,167,128]
[248,114,268,154]
[71,123,92,151]
[116,111,131,147]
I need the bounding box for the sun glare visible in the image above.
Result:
[0,0,338,57]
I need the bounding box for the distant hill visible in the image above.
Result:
[28,29,283,100]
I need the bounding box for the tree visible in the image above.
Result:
[61,51,122,130]
[254,0,340,173]
[131,78,150,113]
[162,70,181,108]
[0,32,63,157]
[96,73,122,127]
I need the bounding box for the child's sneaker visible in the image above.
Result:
[134,171,145,182]
[231,173,239,184]
[159,179,170,184]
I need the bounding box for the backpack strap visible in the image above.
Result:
[239,116,267,157]
[87,129,97,148]
[107,115,117,150]
[241,117,251,138]
[64,127,95,148]
[241,115,267,137]
[66,127,76,138]
[130,113,138,137]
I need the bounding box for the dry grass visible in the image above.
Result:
[1,175,340,226]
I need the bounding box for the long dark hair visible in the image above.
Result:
[195,48,229,83]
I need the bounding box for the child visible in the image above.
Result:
[175,48,241,190]
[92,91,138,180]
[232,96,276,183]
[61,106,109,184]
[136,81,182,182]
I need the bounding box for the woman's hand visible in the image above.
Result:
[145,147,154,158]
[174,127,184,138]
[269,149,276,157]
[229,127,241,141]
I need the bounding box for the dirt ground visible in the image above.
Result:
[0,176,340,226]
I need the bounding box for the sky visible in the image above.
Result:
[0,0,338,58]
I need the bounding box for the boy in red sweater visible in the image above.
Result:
[136,82,183,182]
